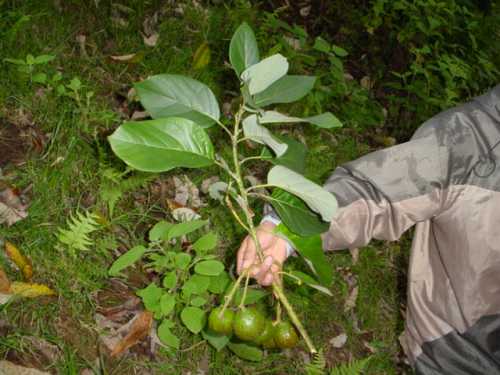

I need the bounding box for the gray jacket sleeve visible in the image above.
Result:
[321,130,449,251]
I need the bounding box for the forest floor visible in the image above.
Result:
[2,0,486,373]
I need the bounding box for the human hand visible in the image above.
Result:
[236,221,289,286]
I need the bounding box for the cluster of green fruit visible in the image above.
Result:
[208,306,299,349]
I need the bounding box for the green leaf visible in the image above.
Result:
[190,296,207,307]
[149,221,174,241]
[269,189,329,236]
[331,44,349,57]
[253,75,316,107]
[241,54,288,95]
[208,271,231,294]
[33,54,55,64]
[275,224,333,285]
[228,342,263,362]
[4,58,26,65]
[183,274,210,295]
[162,271,177,289]
[108,118,215,173]
[202,329,230,351]
[192,232,218,254]
[67,77,81,91]
[194,260,224,276]
[180,306,206,334]
[158,320,180,349]
[233,287,269,305]
[229,22,260,77]
[267,165,338,221]
[135,74,220,128]
[108,245,147,276]
[261,135,307,174]
[137,283,163,313]
[167,219,208,241]
[193,42,211,70]
[313,37,331,53]
[242,115,287,157]
[259,111,343,129]
[32,72,47,83]
[175,253,192,270]
[285,270,333,296]
[26,54,35,65]
[160,293,176,316]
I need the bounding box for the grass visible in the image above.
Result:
[1,0,496,374]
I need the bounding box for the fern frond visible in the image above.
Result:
[99,168,155,217]
[305,351,327,375]
[57,211,100,254]
[329,356,372,375]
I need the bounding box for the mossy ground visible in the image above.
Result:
[0,1,496,374]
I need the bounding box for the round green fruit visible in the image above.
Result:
[273,321,299,349]
[208,306,234,335]
[233,307,265,341]
[254,319,275,345]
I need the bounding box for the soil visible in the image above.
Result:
[0,122,28,168]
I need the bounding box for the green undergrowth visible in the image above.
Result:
[0,0,497,374]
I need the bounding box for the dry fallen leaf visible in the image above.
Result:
[111,311,153,356]
[96,310,153,357]
[344,285,359,313]
[5,241,33,280]
[0,266,10,292]
[200,176,219,194]
[330,333,348,348]
[131,110,149,120]
[0,187,28,226]
[172,207,201,222]
[110,53,137,62]
[143,33,159,47]
[172,175,203,209]
[10,282,56,298]
[0,361,50,375]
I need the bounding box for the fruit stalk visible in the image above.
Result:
[219,104,318,354]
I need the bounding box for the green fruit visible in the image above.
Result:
[262,335,277,349]
[208,307,234,335]
[233,307,265,341]
[254,319,274,345]
[273,321,299,349]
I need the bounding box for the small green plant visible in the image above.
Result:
[108,22,343,359]
[108,219,230,349]
[4,53,55,84]
[57,211,101,255]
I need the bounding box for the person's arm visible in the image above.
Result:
[321,132,447,251]
[237,126,449,284]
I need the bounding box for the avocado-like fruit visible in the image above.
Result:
[233,307,265,341]
[208,306,234,335]
[254,319,274,345]
[273,321,299,349]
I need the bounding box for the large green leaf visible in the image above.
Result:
[229,22,260,77]
[228,342,263,362]
[180,306,206,334]
[275,224,333,286]
[202,329,230,351]
[158,320,180,349]
[241,54,289,95]
[267,165,338,221]
[167,219,208,241]
[260,134,307,174]
[268,189,329,236]
[135,74,220,128]
[259,110,343,129]
[253,75,316,107]
[242,115,287,157]
[194,260,225,276]
[108,118,215,172]
[108,245,146,276]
